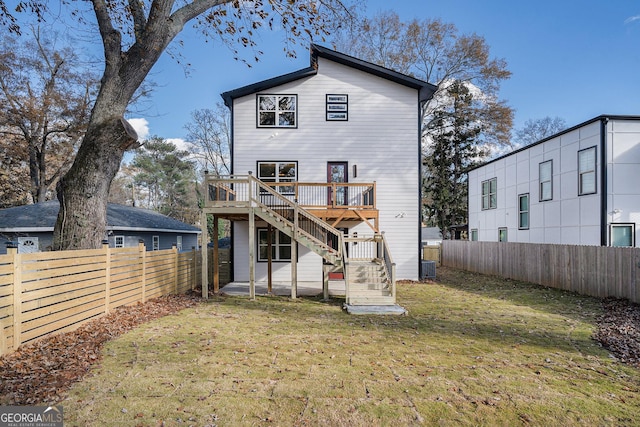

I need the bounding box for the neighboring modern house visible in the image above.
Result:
[0,201,200,254]
[468,115,640,247]
[202,44,436,306]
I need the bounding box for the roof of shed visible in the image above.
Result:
[0,201,200,233]
[221,44,437,106]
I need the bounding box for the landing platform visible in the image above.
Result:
[343,304,407,315]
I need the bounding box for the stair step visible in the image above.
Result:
[347,295,395,306]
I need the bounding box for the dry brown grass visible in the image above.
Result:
[61,267,640,426]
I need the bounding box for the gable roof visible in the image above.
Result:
[0,201,200,234]
[221,44,437,106]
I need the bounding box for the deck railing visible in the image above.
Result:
[205,173,375,210]
[344,233,396,297]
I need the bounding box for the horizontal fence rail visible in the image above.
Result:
[442,241,640,303]
[0,243,207,356]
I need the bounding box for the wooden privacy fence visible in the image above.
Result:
[442,240,640,303]
[0,242,203,356]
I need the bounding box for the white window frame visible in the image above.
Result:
[257,94,297,128]
[498,227,508,242]
[539,160,553,201]
[610,223,635,247]
[152,235,160,251]
[114,235,125,248]
[176,236,183,251]
[258,228,293,262]
[518,193,530,230]
[481,178,497,210]
[257,161,297,194]
[578,146,597,195]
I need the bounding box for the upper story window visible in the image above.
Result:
[257,95,297,128]
[518,193,530,230]
[481,178,497,210]
[578,146,597,195]
[539,160,553,201]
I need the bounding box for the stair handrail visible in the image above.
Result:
[248,175,344,263]
[377,232,396,300]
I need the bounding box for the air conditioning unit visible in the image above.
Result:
[421,260,436,279]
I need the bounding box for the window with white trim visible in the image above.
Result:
[257,95,297,127]
[176,236,183,251]
[258,228,292,261]
[258,161,297,194]
[539,160,552,201]
[481,178,497,210]
[115,235,125,248]
[518,194,529,230]
[578,147,597,195]
[611,223,635,247]
[152,235,159,251]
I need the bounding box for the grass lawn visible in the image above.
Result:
[61,267,640,426]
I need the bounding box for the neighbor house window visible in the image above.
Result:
[498,227,508,242]
[578,147,597,195]
[152,235,159,251]
[518,194,530,230]
[176,236,183,251]
[481,178,497,210]
[115,235,125,248]
[610,223,635,247]
[257,94,297,127]
[258,161,297,194]
[539,160,553,201]
[470,229,478,241]
[258,228,292,261]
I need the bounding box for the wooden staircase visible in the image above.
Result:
[203,174,401,311]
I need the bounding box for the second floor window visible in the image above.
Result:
[257,95,297,128]
[481,178,497,210]
[578,146,597,195]
[518,193,530,230]
[539,160,553,201]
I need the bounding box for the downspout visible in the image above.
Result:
[229,102,235,282]
[418,98,424,279]
[600,117,608,246]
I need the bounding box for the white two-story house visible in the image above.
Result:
[201,44,436,306]
[468,115,640,247]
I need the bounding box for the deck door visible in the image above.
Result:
[327,162,348,207]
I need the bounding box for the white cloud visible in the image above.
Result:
[166,138,193,152]
[127,118,150,141]
[625,15,640,24]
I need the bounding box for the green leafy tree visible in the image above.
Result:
[424,82,484,235]
[1,0,359,250]
[131,137,198,224]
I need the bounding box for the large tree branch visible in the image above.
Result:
[91,0,122,71]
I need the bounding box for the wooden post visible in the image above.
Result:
[291,200,298,299]
[213,215,220,294]
[139,240,147,303]
[102,240,111,314]
[322,265,329,301]
[249,207,256,300]
[200,211,209,299]
[8,243,21,351]
[191,246,197,291]
[267,224,273,295]
[172,243,178,294]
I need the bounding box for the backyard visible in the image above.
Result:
[2,267,640,426]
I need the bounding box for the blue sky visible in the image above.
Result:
[131,0,639,144]
[19,1,639,143]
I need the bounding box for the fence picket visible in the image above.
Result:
[442,241,640,303]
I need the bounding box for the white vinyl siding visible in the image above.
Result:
[232,57,420,279]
